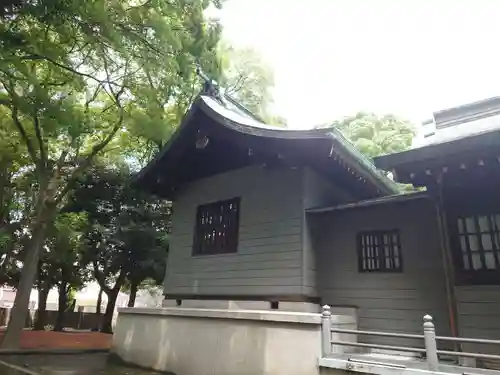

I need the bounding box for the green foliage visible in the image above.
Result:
[35,211,90,305]
[68,165,170,324]
[0,0,223,174]
[0,0,223,346]
[332,112,416,160]
[218,43,284,126]
[323,112,418,192]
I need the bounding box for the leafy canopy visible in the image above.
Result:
[0,0,222,347]
[331,112,416,159]
[218,42,285,126]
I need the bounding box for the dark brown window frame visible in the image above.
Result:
[192,197,241,256]
[449,213,500,285]
[357,230,403,273]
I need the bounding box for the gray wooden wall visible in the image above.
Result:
[165,165,352,299]
[456,285,500,355]
[312,197,453,346]
[165,165,305,297]
[302,168,353,297]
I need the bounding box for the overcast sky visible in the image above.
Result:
[218,0,500,129]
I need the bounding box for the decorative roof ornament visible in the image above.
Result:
[196,65,223,102]
[195,65,266,124]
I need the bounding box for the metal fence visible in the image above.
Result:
[321,305,500,371]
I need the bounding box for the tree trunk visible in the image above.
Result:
[33,287,49,330]
[1,208,52,348]
[96,287,103,314]
[92,287,103,332]
[100,290,118,334]
[127,282,138,307]
[54,281,67,332]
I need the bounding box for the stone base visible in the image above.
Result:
[112,307,357,375]
[162,298,321,313]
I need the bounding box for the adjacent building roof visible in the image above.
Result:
[134,94,398,199]
[415,96,500,147]
[375,96,500,186]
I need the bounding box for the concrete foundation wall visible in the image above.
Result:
[112,307,356,375]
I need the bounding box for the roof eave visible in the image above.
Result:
[306,191,429,214]
[132,94,398,198]
[374,127,500,172]
[326,130,399,196]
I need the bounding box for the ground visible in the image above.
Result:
[0,353,167,375]
[0,331,112,350]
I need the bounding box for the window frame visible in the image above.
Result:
[449,212,500,285]
[192,197,241,256]
[357,229,403,273]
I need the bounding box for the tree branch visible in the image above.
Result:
[92,260,112,294]
[18,54,122,89]
[11,106,39,166]
[33,106,47,168]
[112,268,127,293]
[54,106,124,205]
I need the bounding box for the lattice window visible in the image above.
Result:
[192,197,240,256]
[457,215,500,271]
[357,230,402,272]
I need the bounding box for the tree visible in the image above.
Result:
[218,43,284,126]
[33,211,89,330]
[123,229,168,308]
[319,112,417,192]
[49,212,89,331]
[0,0,222,348]
[133,282,164,308]
[33,250,57,330]
[70,166,170,332]
[330,112,416,159]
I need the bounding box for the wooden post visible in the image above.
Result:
[321,305,332,357]
[423,315,439,371]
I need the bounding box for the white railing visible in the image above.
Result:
[321,305,500,371]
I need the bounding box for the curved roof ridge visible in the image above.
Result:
[200,95,397,193]
[199,95,333,138]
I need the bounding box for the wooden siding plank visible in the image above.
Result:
[170,247,303,263]
[166,276,304,288]
[170,268,302,280]
[164,285,304,295]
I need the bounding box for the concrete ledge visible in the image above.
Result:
[319,357,500,375]
[163,298,322,313]
[118,307,356,325]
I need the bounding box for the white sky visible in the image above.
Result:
[218,0,500,129]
